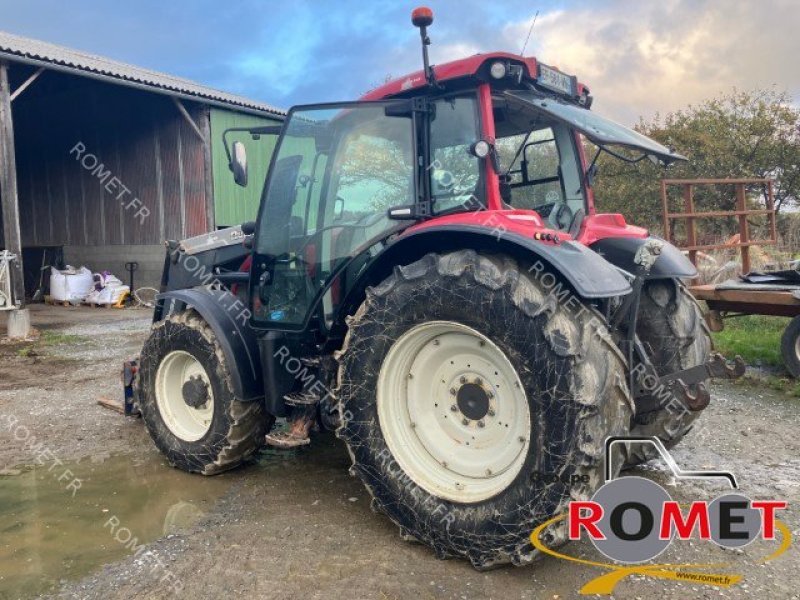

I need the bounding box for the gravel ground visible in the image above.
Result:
[1,306,798,599]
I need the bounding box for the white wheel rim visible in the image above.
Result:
[155,350,215,442]
[377,321,531,504]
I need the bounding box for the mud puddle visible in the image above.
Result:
[0,453,232,599]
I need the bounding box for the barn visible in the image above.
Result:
[0,31,285,336]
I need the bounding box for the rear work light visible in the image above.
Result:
[489,61,507,79]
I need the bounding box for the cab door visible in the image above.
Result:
[249,101,417,331]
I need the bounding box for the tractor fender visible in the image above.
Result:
[155,288,263,402]
[348,225,633,307]
[590,235,697,279]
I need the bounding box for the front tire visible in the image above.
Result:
[336,251,632,568]
[138,310,272,475]
[626,279,712,466]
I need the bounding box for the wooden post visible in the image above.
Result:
[660,179,669,241]
[200,105,215,232]
[766,180,777,244]
[0,62,26,307]
[683,183,697,267]
[735,182,751,274]
[0,61,30,338]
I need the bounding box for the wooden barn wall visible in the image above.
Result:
[10,70,209,248]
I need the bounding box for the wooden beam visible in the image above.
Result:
[699,300,800,318]
[172,97,206,144]
[662,178,773,185]
[735,182,751,274]
[199,105,216,231]
[10,67,44,102]
[0,60,25,307]
[690,284,800,307]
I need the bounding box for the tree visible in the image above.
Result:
[592,89,800,236]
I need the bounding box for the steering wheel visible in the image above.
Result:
[549,202,574,231]
[431,168,456,195]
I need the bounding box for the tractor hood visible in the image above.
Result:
[504,89,687,165]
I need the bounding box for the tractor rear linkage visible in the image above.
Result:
[613,239,745,415]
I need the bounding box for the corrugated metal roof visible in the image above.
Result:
[0,30,285,117]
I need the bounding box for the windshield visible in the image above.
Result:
[504,89,686,164]
[253,103,415,328]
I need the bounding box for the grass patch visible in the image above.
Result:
[38,330,84,346]
[15,346,37,358]
[712,314,800,397]
[711,315,791,370]
[13,330,86,357]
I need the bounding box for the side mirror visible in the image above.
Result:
[230,141,248,187]
[334,196,345,220]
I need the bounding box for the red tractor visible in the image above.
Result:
[135,8,740,568]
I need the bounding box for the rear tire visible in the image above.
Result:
[336,251,632,568]
[626,279,712,466]
[138,310,272,475]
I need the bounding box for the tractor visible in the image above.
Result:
[134,7,742,568]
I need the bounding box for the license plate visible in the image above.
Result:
[537,64,575,96]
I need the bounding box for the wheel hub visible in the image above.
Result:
[182,375,210,409]
[377,321,531,504]
[155,350,215,442]
[455,381,490,421]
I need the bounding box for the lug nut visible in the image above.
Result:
[474,377,482,385]
[450,388,457,395]
[477,420,485,428]
[462,418,469,426]
[487,409,496,417]
[459,376,467,384]
[450,404,458,412]
[487,391,494,399]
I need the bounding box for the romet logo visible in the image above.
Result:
[530,436,791,595]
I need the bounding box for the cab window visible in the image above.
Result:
[494,116,586,230]
[429,95,484,213]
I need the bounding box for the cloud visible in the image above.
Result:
[0,0,796,122]
[500,0,800,122]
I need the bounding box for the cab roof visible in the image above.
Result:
[360,51,588,101]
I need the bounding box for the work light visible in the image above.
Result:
[489,61,507,79]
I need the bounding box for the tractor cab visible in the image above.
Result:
[239,7,684,334]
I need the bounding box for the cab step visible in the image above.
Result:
[265,430,311,449]
[283,391,320,407]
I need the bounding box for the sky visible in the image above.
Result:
[1,0,798,123]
